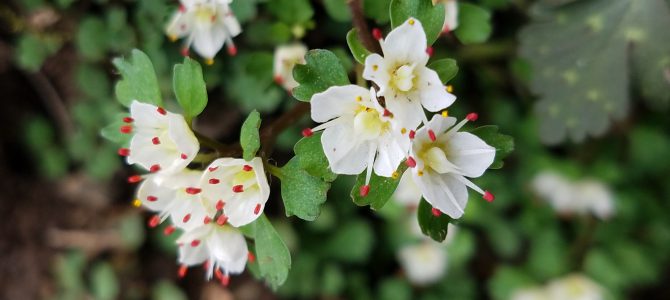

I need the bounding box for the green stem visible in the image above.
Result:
[266,164,284,180]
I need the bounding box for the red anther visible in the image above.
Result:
[164,225,175,235]
[208,166,219,172]
[409,130,416,139]
[466,112,479,122]
[248,252,256,263]
[383,109,393,117]
[442,26,451,34]
[148,215,160,228]
[120,125,132,134]
[406,156,417,168]
[178,4,186,12]
[242,165,253,171]
[216,200,225,210]
[178,265,188,278]
[359,185,370,197]
[150,164,161,173]
[232,185,244,193]
[182,213,191,223]
[274,75,284,85]
[190,239,200,247]
[180,47,190,57]
[180,153,188,160]
[254,204,261,215]
[156,107,167,115]
[372,28,383,40]
[431,207,442,217]
[215,268,223,280]
[128,175,142,183]
[426,47,434,56]
[483,191,495,202]
[118,148,130,156]
[428,129,436,142]
[216,215,228,225]
[203,216,212,224]
[185,187,202,194]
[151,137,160,145]
[123,117,134,123]
[203,260,210,270]
[221,274,230,286]
[209,178,220,184]
[302,128,313,137]
[227,45,237,56]
[147,195,158,202]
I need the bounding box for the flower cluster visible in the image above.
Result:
[532,171,615,220]
[307,18,496,219]
[119,101,269,285]
[166,0,242,64]
[511,274,606,300]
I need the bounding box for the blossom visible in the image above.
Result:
[121,101,199,175]
[408,114,495,219]
[392,169,423,207]
[176,222,249,285]
[199,157,270,227]
[433,0,459,33]
[546,274,605,300]
[308,85,409,195]
[166,0,242,62]
[273,43,307,91]
[531,171,615,220]
[363,18,456,130]
[397,241,447,285]
[510,287,550,300]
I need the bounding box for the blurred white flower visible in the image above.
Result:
[408,114,495,219]
[510,287,550,300]
[273,43,307,91]
[392,170,423,207]
[573,180,615,220]
[433,0,459,32]
[398,241,447,285]
[122,101,199,175]
[546,274,605,300]
[531,171,615,220]
[166,0,242,62]
[363,18,456,130]
[308,85,410,196]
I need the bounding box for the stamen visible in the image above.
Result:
[156,107,167,115]
[466,112,478,121]
[178,4,186,12]
[406,157,417,168]
[149,164,161,173]
[120,125,132,134]
[178,265,187,278]
[409,130,416,139]
[118,148,130,156]
[185,187,202,194]
[205,58,214,65]
[372,28,383,40]
[147,195,157,202]
[483,191,495,202]
[274,75,284,84]
[302,128,313,137]
[426,47,434,56]
[216,200,225,210]
[227,45,238,56]
[190,239,200,247]
[428,129,436,141]
[123,117,133,123]
[431,207,442,216]
[215,268,223,280]
[209,178,220,184]
[441,110,449,118]
[355,96,363,102]
[208,166,219,172]
[383,109,393,117]
[221,274,230,286]
[447,85,454,93]
[203,216,211,224]
[408,18,415,25]
[243,165,253,171]
[148,215,160,228]
[216,215,228,225]
[181,153,188,159]
[132,199,141,207]
[164,225,175,235]
[401,128,407,134]
[182,213,191,223]
[232,185,244,193]
[254,204,261,215]
[248,252,256,263]
[151,137,160,145]
[203,260,210,270]
[391,171,399,179]
[372,65,379,71]
[359,185,370,197]
[128,175,142,183]
[180,47,190,57]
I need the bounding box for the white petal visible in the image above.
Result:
[310,85,368,123]
[443,1,459,32]
[373,132,407,177]
[424,114,457,136]
[381,18,429,65]
[207,227,248,274]
[130,100,168,129]
[385,93,425,131]
[416,172,468,219]
[392,170,423,207]
[362,54,391,94]
[220,7,241,37]
[417,67,456,112]
[170,193,209,231]
[166,12,194,38]
[192,25,226,59]
[397,242,447,285]
[176,225,212,265]
[167,113,199,169]
[321,124,369,175]
[446,132,495,178]
[137,174,177,212]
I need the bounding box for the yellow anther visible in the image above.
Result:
[372,64,379,71]
[356,96,362,102]
[409,19,415,25]
[205,58,215,65]
[446,85,454,93]
[392,171,399,179]
[132,199,142,207]
[441,110,449,118]
[401,127,407,134]
[168,34,177,42]
[418,170,424,177]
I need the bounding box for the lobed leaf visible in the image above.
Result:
[293,132,337,182]
[417,198,453,242]
[253,214,291,289]
[292,49,350,102]
[279,157,331,221]
[112,49,162,107]
[390,0,445,45]
[173,57,208,118]
[350,163,408,210]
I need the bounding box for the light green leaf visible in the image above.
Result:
[225,51,284,112]
[469,125,514,169]
[240,110,261,161]
[254,215,291,289]
[112,49,162,107]
[293,49,350,101]
[428,58,459,83]
[364,0,391,24]
[16,33,62,71]
[390,0,445,45]
[324,0,352,22]
[151,280,187,300]
[346,29,372,64]
[76,17,107,61]
[173,57,208,118]
[322,220,374,263]
[454,3,492,44]
[417,198,453,242]
[293,132,337,182]
[351,163,408,210]
[90,262,119,300]
[279,157,330,221]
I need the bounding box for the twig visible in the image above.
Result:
[347,0,381,54]
[259,102,310,157]
[24,71,74,136]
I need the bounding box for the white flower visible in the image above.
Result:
[397,241,448,285]
[121,101,199,175]
[546,274,605,300]
[510,287,551,300]
[433,0,459,32]
[392,169,423,207]
[199,157,270,227]
[308,85,410,195]
[408,114,495,219]
[573,180,615,220]
[273,43,307,91]
[363,18,456,130]
[166,0,242,62]
[136,169,209,232]
[531,171,615,220]
[176,223,248,285]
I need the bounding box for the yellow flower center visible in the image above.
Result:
[390,64,416,92]
[353,107,389,140]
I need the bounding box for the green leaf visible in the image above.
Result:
[90,262,119,300]
[230,0,258,23]
[267,0,314,24]
[225,51,284,112]
[151,280,187,300]
[346,29,372,65]
[240,110,261,161]
[76,17,107,61]
[292,49,350,102]
[364,0,391,24]
[428,58,459,83]
[390,0,445,45]
[100,115,131,146]
[173,57,207,118]
[16,33,61,71]
[454,3,492,44]
[351,163,408,210]
[254,215,291,289]
[322,220,374,263]
[417,198,453,242]
[279,157,330,221]
[112,49,162,107]
[469,125,514,169]
[323,0,352,22]
[519,0,670,144]
[293,132,337,182]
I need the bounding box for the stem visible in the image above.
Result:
[194,131,242,157]
[266,164,284,180]
[347,0,381,54]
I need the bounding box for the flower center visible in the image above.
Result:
[194,6,217,26]
[417,143,457,174]
[391,64,416,92]
[353,107,388,140]
[232,169,259,193]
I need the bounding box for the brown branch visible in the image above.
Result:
[24,71,75,136]
[259,102,310,157]
[347,0,381,54]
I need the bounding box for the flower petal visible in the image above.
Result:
[311,85,368,123]
[385,93,425,130]
[207,227,248,274]
[177,225,212,265]
[192,24,226,59]
[381,18,429,65]
[321,124,370,175]
[373,132,407,177]
[130,100,168,129]
[446,132,495,178]
[392,170,423,207]
[416,172,468,219]
[362,54,391,94]
[166,12,194,38]
[417,67,456,112]
[167,113,199,169]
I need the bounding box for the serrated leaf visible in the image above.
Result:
[454,3,492,44]
[417,198,453,242]
[254,215,291,289]
[351,163,408,210]
[390,0,445,45]
[112,49,162,107]
[293,132,337,182]
[292,49,350,101]
[279,157,330,221]
[519,0,670,144]
[346,29,372,64]
[428,58,459,83]
[173,57,207,118]
[469,125,513,169]
[240,110,261,161]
